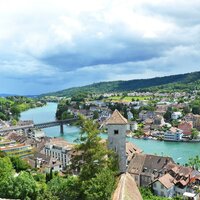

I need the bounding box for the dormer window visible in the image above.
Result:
[114,130,119,134]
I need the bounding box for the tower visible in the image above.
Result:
[106,109,128,173]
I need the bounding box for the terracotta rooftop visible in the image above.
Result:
[112,173,142,200]
[106,109,128,125]
[157,173,174,189]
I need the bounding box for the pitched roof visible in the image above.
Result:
[112,173,142,200]
[157,173,174,189]
[106,109,128,125]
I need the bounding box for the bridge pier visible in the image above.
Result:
[60,123,64,134]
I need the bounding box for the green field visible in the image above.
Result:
[107,96,151,102]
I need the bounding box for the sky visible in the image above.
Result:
[0,0,200,95]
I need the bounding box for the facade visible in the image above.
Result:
[171,112,182,120]
[27,129,45,139]
[153,174,174,197]
[106,109,128,173]
[0,142,33,157]
[152,163,200,199]
[164,128,183,141]
[44,138,74,167]
[130,121,138,131]
[128,153,174,187]
[178,121,193,135]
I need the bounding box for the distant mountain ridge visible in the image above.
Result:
[41,71,200,97]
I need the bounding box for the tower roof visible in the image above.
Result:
[106,109,128,125]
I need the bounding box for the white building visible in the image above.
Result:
[171,112,182,120]
[27,129,45,139]
[164,128,183,141]
[153,173,174,197]
[44,138,74,167]
[127,111,133,120]
[130,121,138,131]
[106,109,128,173]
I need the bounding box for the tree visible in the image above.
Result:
[72,118,110,181]
[47,176,81,200]
[37,190,59,200]
[13,171,38,200]
[188,155,200,170]
[164,110,171,121]
[82,168,116,200]
[0,157,13,178]
[9,156,30,172]
[93,110,99,120]
[191,128,199,139]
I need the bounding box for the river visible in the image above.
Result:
[20,102,200,165]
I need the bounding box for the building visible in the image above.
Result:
[44,138,74,168]
[171,112,182,120]
[128,153,174,187]
[152,163,200,199]
[27,129,45,139]
[130,121,138,131]
[164,127,183,141]
[178,121,193,136]
[112,173,142,200]
[106,109,128,173]
[127,111,133,120]
[0,142,33,157]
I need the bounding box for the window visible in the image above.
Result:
[114,130,119,134]
[161,184,164,189]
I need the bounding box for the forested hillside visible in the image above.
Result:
[41,71,200,97]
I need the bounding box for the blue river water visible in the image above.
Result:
[20,102,200,164]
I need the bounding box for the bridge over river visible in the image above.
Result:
[0,118,77,135]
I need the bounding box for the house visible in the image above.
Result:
[139,111,155,121]
[152,163,200,199]
[184,114,200,131]
[164,127,183,141]
[153,115,165,126]
[153,173,174,197]
[128,153,174,187]
[27,129,45,139]
[44,138,74,168]
[178,121,193,136]
[171,112,182,120]
[127,111,133,120]
[130,121,138,131]
[126,142,143,165]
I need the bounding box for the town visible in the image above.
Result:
[1,90,200,199]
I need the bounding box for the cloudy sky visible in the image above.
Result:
[0,0,200,95]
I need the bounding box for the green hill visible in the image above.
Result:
[41,71,200,97]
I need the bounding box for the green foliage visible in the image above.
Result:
[0,171,38,200]
[37,190,59,200]
[82,168,116,200]
[41,71,200,97]
[9,156,31,172]
[188,155,200,170]
[190,99,200,114]
[0,96,46,121]
[0,156,13,178]
[140,187,182,200]
[191,128,199,139]
[93,110,99,119]
[47,176,81,200]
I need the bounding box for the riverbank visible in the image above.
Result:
[20,102,200,165]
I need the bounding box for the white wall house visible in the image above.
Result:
[171,112,182,120]
[164,128,183,141]
[153,176,174,198]
[44,138,74,168]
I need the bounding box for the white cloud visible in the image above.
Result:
[0,0,199,94]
